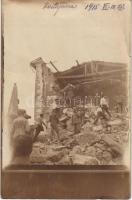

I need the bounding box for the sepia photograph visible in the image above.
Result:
[2,0,131,198]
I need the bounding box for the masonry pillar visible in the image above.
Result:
[30,57,46,120]
[30,57,58,120]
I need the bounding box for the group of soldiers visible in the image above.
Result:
[10,93,112,147]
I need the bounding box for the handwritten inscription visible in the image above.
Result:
[85,3,125,11]
[42,1,77,15]
[42,1,126,15]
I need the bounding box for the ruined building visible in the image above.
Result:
[31,57,128,120]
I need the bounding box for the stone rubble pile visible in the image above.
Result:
[30,114,129,165]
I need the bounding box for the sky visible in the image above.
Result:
[4,0,131,119]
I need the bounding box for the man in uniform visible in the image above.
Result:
[33,113,47,142]
[11,109,30,142]
[49,108,60,142]
[94,106,105,125]
[72,108,82,134]
[100,94,111,117]
[94,106,111,133]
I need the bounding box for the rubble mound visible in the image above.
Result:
[30,115,129,165]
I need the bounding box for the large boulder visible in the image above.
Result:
[84,146,96,157]
[71,154,99,165]
[109,119,122,126]
[30,155,46,163]
[102,150,113,164]
[30,147,46,163]
[57,155,72,165]
[94,142,107,151]
[51,145,67,151]
[102,134,121,147]
[46,149,64,163]
[70,145,84,155]
[75,132,101,146]
[95,148,103,161]
[102,135,123,157]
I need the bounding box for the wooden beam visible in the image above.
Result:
[55,68,126,79]
[57,73,127,87]
[77,77,122,86]
[76,60,80,66]
[50,61,59,72]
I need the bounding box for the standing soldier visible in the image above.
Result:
[33,114,47,142]
[94,106,105,125]
[72,108,82,134]
[80,108,85,125]
[100,94,111,117]
[95,92,100,106]
[11,109,30,142]
[49,108,60,142]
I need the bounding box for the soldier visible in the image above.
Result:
[80,108,85,125]
[49,108,60,142]
[100,94,111,117]
[33,114,47,142]
[72,108,82,134]
[94,106,111,133]
[94,106,105,125]
[11,109,30,142]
